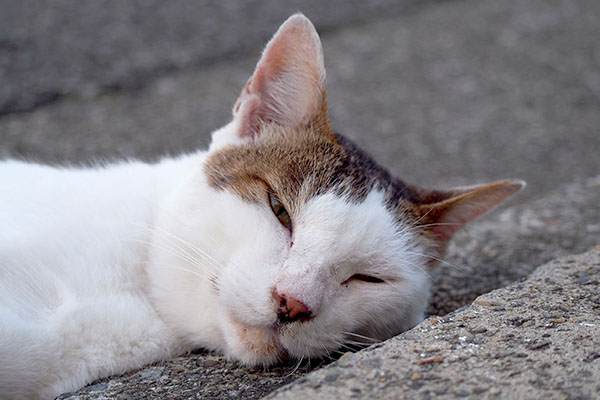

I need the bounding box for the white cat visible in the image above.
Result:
[0,14,523,399]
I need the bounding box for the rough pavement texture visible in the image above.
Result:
[57,351,313,400]
[269,248,600,400]
[1,0,599,398]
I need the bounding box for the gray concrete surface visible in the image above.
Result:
[0,0,423,115]
[269,247,600,400]
[1,0,599,398]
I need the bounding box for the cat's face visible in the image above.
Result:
[148,14,523,366]
[200,124,431,365]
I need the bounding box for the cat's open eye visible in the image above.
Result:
[344,274,386,284]
[268,193,292,231]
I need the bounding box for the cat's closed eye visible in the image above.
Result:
[268,193,292,231]
[343,274,386,284]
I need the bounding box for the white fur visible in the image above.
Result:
[147,162,430,366]
[0,156,200,399]
[0,14,431,399]
[0,127,430,398]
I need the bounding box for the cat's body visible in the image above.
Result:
[0,157,192,397]
[0,15,523,399]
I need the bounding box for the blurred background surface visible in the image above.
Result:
[2,0,599,203]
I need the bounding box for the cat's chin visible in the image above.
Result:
[225,318,286,367]
[223,315,344,367]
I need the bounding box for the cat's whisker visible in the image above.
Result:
[149,264,213,283]
[133,262,216,293]
[399,257,432,279]
[147,224,229,269]
[134,224,214,265]
[342,331,381,343]
[315,340,337,363]
[138,237,209,270]
[328,336,352,350]
[334,341,361,354]
[136,223,229,274]
[403,251,465,271]
[136,239,220,281]
[130,219,231,271]
[137,236,214,271]
[155,232,224,273]
[417,222,465,228]
[409,202,437,227]
[330,349,348,357]
[128,223,207,265]
[139,214,245,274]
[343,339,377,348]
[141,261,218,286]
[284,355,304,377]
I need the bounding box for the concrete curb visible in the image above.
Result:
[268,248,600,399]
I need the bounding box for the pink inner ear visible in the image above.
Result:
[235,93,262,139]
[419,180,525,254]
[233,14,326,139]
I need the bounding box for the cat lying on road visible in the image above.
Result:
[0,14,523,399]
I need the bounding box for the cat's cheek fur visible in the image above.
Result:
[273,191,430,357]
[148,179,430,366]
[218,315,283,366]
[213,211,290,366]
[147,173,288,357]
[217,190,429,364]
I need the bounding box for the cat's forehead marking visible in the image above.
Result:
[203,125,417,222]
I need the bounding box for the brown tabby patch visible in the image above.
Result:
[203,123,422,228]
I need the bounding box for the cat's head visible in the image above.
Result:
[149,14,524,366]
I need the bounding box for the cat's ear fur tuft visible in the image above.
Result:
[212,14,327,149]
[415,179,525,258]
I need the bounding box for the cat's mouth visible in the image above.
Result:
[229,310,330,366]
[226,300,327,366]
[230,317,288,365]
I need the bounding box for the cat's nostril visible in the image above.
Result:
[275,292,312,324]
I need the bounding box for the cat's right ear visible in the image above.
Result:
[210,14,328,150]
[412,179,525,260]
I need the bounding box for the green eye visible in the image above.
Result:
[268,193,292,231]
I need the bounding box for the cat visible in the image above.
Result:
[0,14,524,399]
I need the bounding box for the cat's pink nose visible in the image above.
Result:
[274,292,312,323]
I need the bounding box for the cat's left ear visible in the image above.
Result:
[211,14,328,149]
[413,179,525,258]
